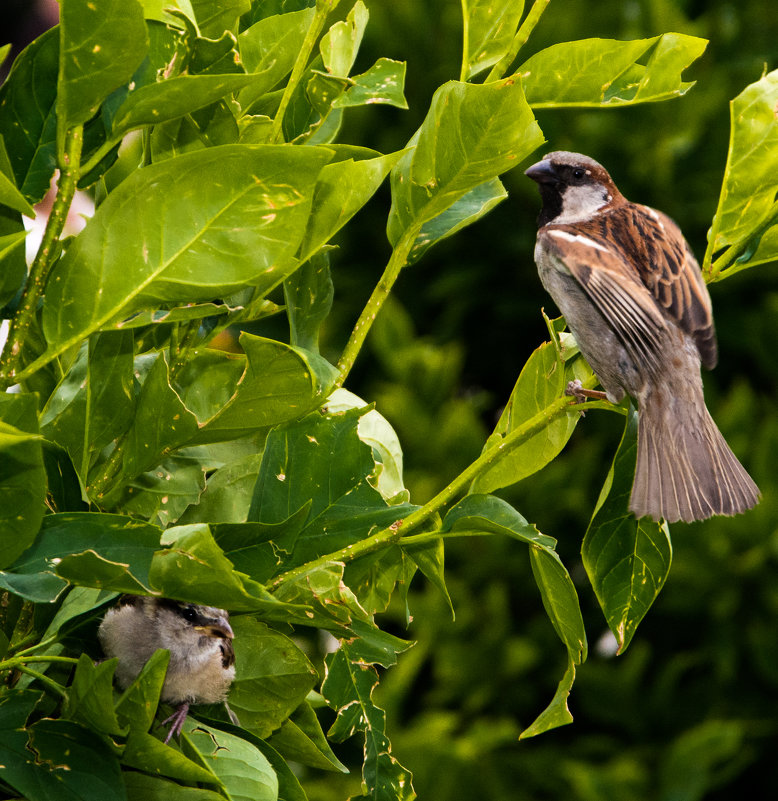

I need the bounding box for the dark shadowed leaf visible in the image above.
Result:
[0,29,59,202]
[322,645,414,801]
[0,395,46,568]
[227,616,318,738]
[582,406,672,653]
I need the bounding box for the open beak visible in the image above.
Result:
[196,616,234,640]
[524,159,558,185]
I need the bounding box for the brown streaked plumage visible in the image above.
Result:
[98,595,236,742]
[525,151,759,523]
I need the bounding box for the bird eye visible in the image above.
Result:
[573,168,585,180]
[180,605,198,623]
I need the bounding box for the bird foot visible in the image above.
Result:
[565,380,608,403]
[161,702,190,744]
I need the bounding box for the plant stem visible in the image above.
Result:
[0,126,83,390]
[271,387,601,589]
[486,0,551,82]
[706,200,778,283]
[335,231,416,387]
[459,0,471,82]
[269,1,335,143]
[9,665,69,698]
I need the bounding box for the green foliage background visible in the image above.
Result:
[310,2,778,798]
[1,1,777,800]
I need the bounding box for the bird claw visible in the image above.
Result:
[565,380,608,403]
[161,702,190,744]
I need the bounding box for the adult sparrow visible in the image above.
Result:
[525,150,759,523]
[98,595,236,742]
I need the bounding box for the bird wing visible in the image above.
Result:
[539,225,670,377]
[566,203,717,368]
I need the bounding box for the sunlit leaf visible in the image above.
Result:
[519,655,575,738]
[519,33,707,107]
[57,0,148,147]
[471,338,593,494]
[387,78,542,249]
[42,144,333,361]
[706,69,778,273]
[461,0,525,80]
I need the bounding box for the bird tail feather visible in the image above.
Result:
[630,394,759,523]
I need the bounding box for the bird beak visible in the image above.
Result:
[196,616,234,640]
[525,159,558,185]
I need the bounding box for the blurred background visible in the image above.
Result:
[5,1,778,798]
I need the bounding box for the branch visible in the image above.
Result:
[0,126,84,389]
[271,385,603,589]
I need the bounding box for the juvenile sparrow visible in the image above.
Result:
[98,596,236,742]
[525,151,759,523]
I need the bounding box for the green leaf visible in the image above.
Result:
[582,407,673,653]
[322,645,414,801]
[191,0,251,38]
[528,545,587,663]
[178,452,263,524]
[226,617,318,738]
[57,0,149,147]
[285,250,334,352]
[461,0,525,80]
[0,570,68,603]
[331,58,408,109]
[408,177,506,264]
[185,719,279,801]
[441,494,556,549]
[0,396,46,569]
[110,74,264,139]
[519,655,575,738]
[238,8,316,105]
[706,69,778,271]
[123,772,225,801]
[387,78,542,249]
[122,729,223,786]
[0,227,28,307]
[26,718,125,801]
[64,654,125,737]
[41,332,135,484]
[135,0,197,27]
[248,407,413,576]
[320,0,369,78]
[11,511,161,593]
[298,148,401,264]
[115,649,170,732]
[519,33,707,107]
[148,524,308,621]
[0,167,35,217]
[0,29,59,202]
[441,494,586,661]
[267,700,349,772]
[42,144,333,360]
[471,338,592,494]
[194,334,338,443]
[117,452,209,528]
[118,353,199,483]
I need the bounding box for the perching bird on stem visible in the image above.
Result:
[525,150,759,523]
